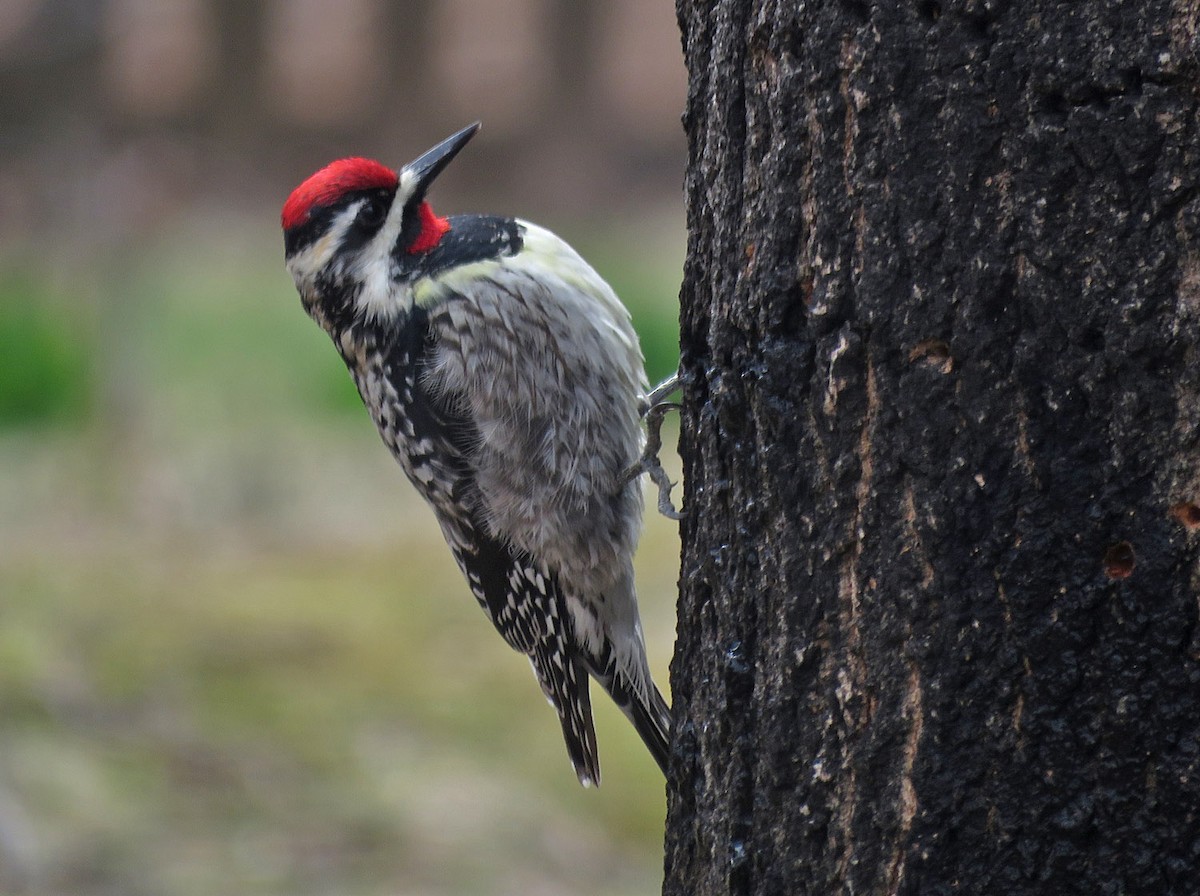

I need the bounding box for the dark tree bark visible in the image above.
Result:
[665,3,1200,895]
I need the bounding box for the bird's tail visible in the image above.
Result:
[530,646,601,787]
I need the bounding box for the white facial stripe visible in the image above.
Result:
[286,202,361,288]
[396,168,419,203]
[352,170,421,322]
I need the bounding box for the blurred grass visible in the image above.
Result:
[0,275,92,428]
[0,211,682,896]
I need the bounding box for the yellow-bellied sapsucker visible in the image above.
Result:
[281,123,671,785]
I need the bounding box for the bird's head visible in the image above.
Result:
[281,122,480,325]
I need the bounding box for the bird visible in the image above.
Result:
[281,122,673,785]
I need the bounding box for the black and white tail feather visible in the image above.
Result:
[589,650,672,778]
[452,521,670,786]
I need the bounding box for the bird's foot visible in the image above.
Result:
[623,373,683,520]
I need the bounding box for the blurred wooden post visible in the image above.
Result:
[208,0,267,134]
[666,2,1200,893]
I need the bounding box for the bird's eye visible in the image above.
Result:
[357,197,387,229]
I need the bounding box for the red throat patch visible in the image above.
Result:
[407,201,451,254]
[281,157,398,231]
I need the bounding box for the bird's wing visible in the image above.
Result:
[418,244,646,595]
[441,523,601,786]
[402,325,604,785]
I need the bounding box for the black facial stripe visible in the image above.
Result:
[338,188,396,253]
[398,198,426,255]
[284,205,334,256]
[282,187,396,257]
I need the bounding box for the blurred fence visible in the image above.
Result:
[0,0,686,248]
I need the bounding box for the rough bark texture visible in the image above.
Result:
[665,3,1200,894]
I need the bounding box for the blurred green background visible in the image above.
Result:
[0,3,684,894]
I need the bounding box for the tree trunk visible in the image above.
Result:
[665,3,1200,895]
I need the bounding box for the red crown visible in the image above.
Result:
[281,157,398,231]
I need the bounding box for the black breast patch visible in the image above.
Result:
[395,215,523,281]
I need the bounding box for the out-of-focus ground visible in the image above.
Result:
[0,3,685,894]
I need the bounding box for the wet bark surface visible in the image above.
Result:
[665,3,1200,894]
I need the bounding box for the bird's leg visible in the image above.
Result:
[623,372,683,520]
[641,400,683,520]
